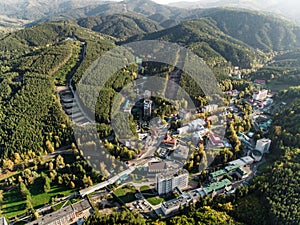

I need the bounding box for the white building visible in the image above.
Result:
[156,169,189,195]
[0,217,8,225]
[255,138,271,154]
[228,156,254,167]
[161,193,192,215]
[177,119,206,135]
[144,99,152,118]
[144,90,151,99]
[203,104,218,113]
[253,89,268,101]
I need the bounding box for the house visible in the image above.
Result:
[225,164,250,179]
[254,79,266,85]
[207,133,224,148]
[177,119,206,135]
[144,99,152,118]
[156,169,189,195]
[253,89,268,101]
[161,133,177,148]
[206,115,218,124]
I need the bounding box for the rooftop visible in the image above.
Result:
[0,217,8,225]
[224,164,240,173]
[209,133,223,144]
[204,179,232,194]
[240,156,254,165]
[156,169,188,180]
[27,199,92,225]
[148,161,167,172]
[162,193,191,210]
[210,169,226,179]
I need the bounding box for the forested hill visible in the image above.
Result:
[77,13,162,40]
[0,22,115,159]
[192,8,300,51]
[4,0,300,54]
[125,18,265,69]
[73,7,300,53]
[259,87,300,224]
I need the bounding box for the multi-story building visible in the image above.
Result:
[253,89,268,101]
[0,217,8,225]
[143,99,152,118]
[156,169,189,195]
[255,138,271,154]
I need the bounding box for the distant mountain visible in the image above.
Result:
[77,13,162,40]
[168,0,300,25]
[2,0,300,54]
[0,0,109,29]
[188,8,300,51]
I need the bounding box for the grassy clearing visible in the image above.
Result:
[2,178,75,219]
[140,185,152,194]
[2,188,27,219]
[113,185,137,203]
[146,196,164,206]
[29,177,75,208]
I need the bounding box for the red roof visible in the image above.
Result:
[209,134,223,144]
[254,79,266,84]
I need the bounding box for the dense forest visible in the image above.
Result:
[0,22,114,164]
[0,2,300,224]
[77,13,162,40]
[126,18,267,69]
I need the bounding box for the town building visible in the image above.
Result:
[203,104,218,113]
[161,133,177,148]
[143,99,152,118]
[161,193,192,215]
[253,89,268,101]
[144,90,151,99]
[178,109,192,120]
[177,119,206,135]
[206,115,218,124]
[0,217,8,225]
[207,133,224,148]
[254,79,266,85]
[203,179,232,196]
[251,150,263,162]
[156,169,189,195]
[148,161,167,174]
[228,156,254,167]
[255,138,271,154]
[26,199,93,225]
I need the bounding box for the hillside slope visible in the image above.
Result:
[191,8,300,51]
[126,18,266,69]
[77,13,162,40]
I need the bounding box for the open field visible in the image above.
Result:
[113,185,137,203]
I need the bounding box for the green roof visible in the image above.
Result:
[204,179,232,194]
[210,169,226,179]
[224,164,239,172]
